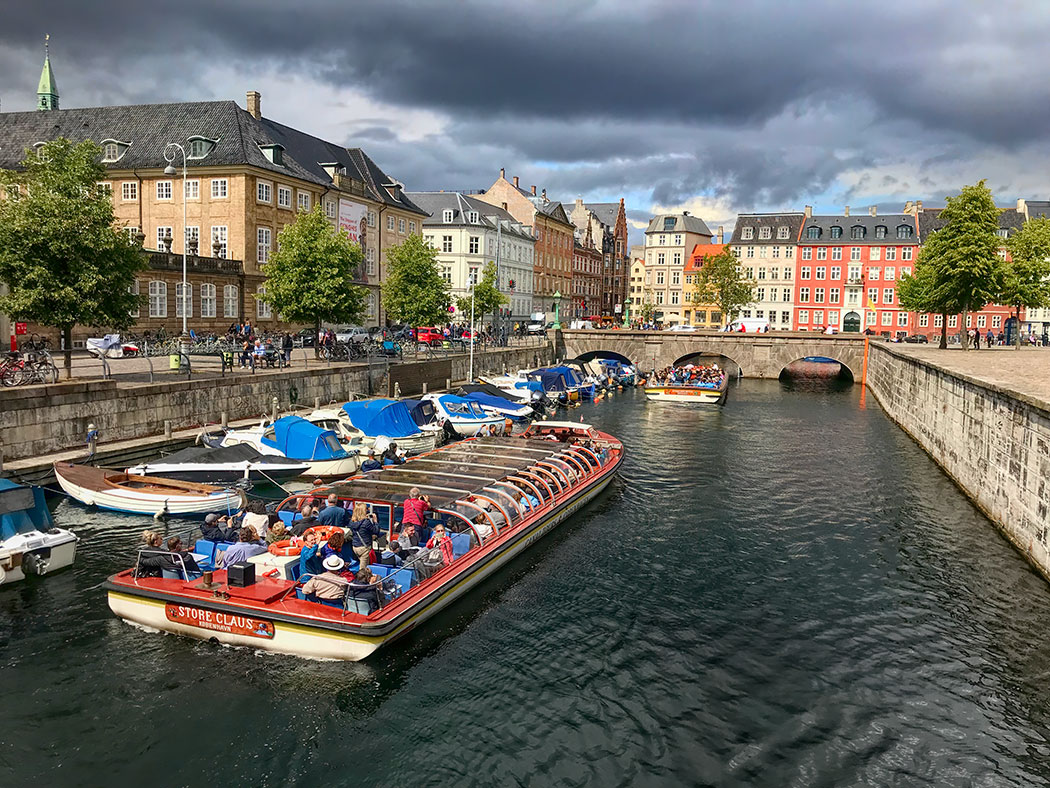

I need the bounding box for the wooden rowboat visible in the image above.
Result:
[53,462,245,516]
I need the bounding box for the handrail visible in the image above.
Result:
[482,485,524,519]
[471,494,512,531]
[535,461,569,490]
[519,470,556,500]
[505,475,547,509]
[448,500,499,538]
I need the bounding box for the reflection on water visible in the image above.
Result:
[2,381,1050,787]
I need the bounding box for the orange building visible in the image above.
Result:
[683,244,726,328]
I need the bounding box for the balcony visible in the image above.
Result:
[146,251,244,276]
[845,277,864,287]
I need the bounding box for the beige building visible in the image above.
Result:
[643,214,713,325]
[729,212,805,330]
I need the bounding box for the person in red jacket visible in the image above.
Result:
[402,487,431,533]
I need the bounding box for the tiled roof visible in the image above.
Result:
[684,243,726,271]
[406,191,534,240]
[347,147,426,216]
[799,214,918,245]
[586,202,622,227]
[645,214,713,236]
[729,212,805,245]
[917,207,1024,239]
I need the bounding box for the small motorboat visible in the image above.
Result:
[126,444,310,485]
[0,478,78,585]
[400,398,445,442]
[54,462,246,516]
[455,386,535,422]
[200,416,360,479]
[422,394,508,437]
[341,399,437,455]
[300,408,369,447]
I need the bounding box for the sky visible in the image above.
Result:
[1,0,1048,246]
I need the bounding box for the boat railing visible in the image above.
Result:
[133,548,196,582]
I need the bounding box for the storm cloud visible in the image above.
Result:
[2,0,1048,237]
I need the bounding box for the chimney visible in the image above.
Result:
[575,197,583,210]
[683,210,690,216]
[869,205,877,216]
[804,205,812,218]
[531,185,536,196]
[246,90,261,120]
[917,200,923,212]
[903,200,914,213]
[844,205,850,217]
[500,167,505,179]
[513,176,519,188]
[1018,198,1026,214]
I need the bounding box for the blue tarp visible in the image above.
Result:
[341,400,422,438]
[401,399,439,428]
[460,391,528,413]
[526,366,583,392]
[435,394,490,420]
[261,416,348,461]
[0,478,53,541]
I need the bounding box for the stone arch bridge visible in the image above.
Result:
[557,329,868,380]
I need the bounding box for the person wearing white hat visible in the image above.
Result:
[301,554,349,603]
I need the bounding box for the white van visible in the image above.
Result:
[569,320,595,329]
[724,318,770,333]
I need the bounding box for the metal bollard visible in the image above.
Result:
[271,397,279,423]
[164,420,172,439]
[422,382,428,394]
[314,397,321,409]
[446,378,451,390]
[221,411,228,428]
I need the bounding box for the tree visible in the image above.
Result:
[919,181,1004,350]
[0,138,146,377]
[381,234,451,327]
[695,248,754,328]
[898,257,960,349]
[1004,217,1050,347]
[260,204,366,343]
[456,261,508,326]
[639,287,656,325]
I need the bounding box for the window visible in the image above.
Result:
[919,314,929,328]
[815,288,825,303]
[801,266,811,279]
[816,267,826,280]
[257,227,272,264]
[868,288,878,304]
[798,309,809,323]
[409,221,416,233]
[672,270,680,285]
[746,247,755,258]
[387,216,396,230]
[757,268,767,280]
[326,200,336,219]
[901,266,912,276]
[758,246,768,259]
[742,227,755,240]
[758,226,771,240]
[297,191,310,211]
[366,248,377,275]
[902,247,913,261]
[992,315,1002,328]
[875,225,887,239]
[469,236,480,254]
[769,267,779,280]
[934,315,943,327]
[848,247,860,261]
[830,288,840,304]
[125,226,140,242]
[211,179,228,199]
[195,283,215,318]
[211,226,227,258]
[671,291,680,305]
[899,312,910,327]
[277,185,292,208]
[806,227,821,240]
[777,226,790,240]
[897,225,913,239]
[868,267,880,280]
[673,252,682,265]
[817,247,827,260]
[867,312,877,326]
[657,252,665,265]
[656,271,665,285]
[885,267,895,280]
[176,282,192,318]
[881,311,893,326]
[850,226,864,240]
[883,288,894,304]
[783,287,792,301]
[813,311,823,324]
[784,267,792,280]
[781,310,791,324]
[848,265,860,280]
[187,138,215,159]
[870,247,881,261]
[256,286,272,319]
[156,180,173,201]
[799,287,810,303]
[368,211,377,228]
[802,248,812,260]
[129,279,140,318]
[185,226,199,252]
[674,234,682,246]
[756,287,766,302]
[223,285,238,318]
[656,292,664,304]
[102,142,123,162]
[830,226,843,239]
[148,281,167,317]
[772,246,781,259]
[156,226,173,250]
[830,266,841,280]
[442,235,453,253]
[832,247,842,261]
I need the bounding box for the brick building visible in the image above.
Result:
[570,226,603,319]
[567,198,630,318]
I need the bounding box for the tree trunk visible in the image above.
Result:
[314,316,321,358]
[62,325,73,379]
[1015,306,1021,349]
[939,315,948,350]
[961,309,969,350]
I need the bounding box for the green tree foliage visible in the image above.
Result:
[260,204,366,338]
[0,138,146,376]
[381,234,451,327]
[455,261,508,324]
[695,248,754,327]
[1004,217,1050,347]
[897,259,959,349]
[639,288,656,324]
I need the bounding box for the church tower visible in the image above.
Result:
[37,35,59,111]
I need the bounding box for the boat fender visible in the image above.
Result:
[268,540,302,557]
[0,565,5,584]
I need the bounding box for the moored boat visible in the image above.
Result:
[421,393,507,436]
[54,462,246,516]
[341,399,437,455]
[126,444,310,485]
[103,422,623,661]
[0,478,78,585]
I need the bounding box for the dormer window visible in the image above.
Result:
[850,225,865,239]
[468,211,479,223]
[443,209,454,223]
[758,226,771,240]
[259,144,284,166]
[776,226,789,240]
[100,139,130,163]
[998,228,1009,238]
[320,162,345,179]
[896,224,913,239]
[830,225,843,239]
[875,226,887,239]
[806,226,821,240]
[187,136,218,160]
[742,226,754,240]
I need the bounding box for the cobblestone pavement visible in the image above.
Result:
[887,342,1050,405]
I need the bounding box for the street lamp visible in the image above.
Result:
[552,290,562,331]
[163,142,188,338]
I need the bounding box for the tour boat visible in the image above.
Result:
[0,478,78,585]
[644,376,728,404]
[126,444,310,485]
[200,415,360,479]
[340,399,437,455]
[54,462,246,516]
[103,422,623,661]
[421,393,508,437]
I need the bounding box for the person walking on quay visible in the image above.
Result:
[973,329,981,349]
[282,332,293,365]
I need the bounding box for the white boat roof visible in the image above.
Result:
[532,420,594,430]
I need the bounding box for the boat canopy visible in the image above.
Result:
[435,395,490,420]
[157,443,277,465]
[0,478,53,540]
[401,398,440,428]
[342,399,422,438]
[262,416,348,460]
[458,383,530,404]
[526,366,583,392]
[457,390,530,413]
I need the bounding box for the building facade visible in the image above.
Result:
[683,244,725,328]
[570,228,603,319]
[729,212,804,331]
[567,198,630,318]
[407,191,535,321]
[643,213,713,325]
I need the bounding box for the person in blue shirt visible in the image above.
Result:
[360,449,382,472]
[298,530,325,579]
[317,494,347,528]
[219,527,267,568]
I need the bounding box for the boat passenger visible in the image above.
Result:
[134,530,166,577]
[219,527,268,568]
[317,494,348,528]
[265,522,287,545]
[298,530,325,579]
[290,505,318,536]
[379,542,405,568]
[321,530,348,563]
[348,568,383,614]
[382,443,405,466]
[360,449,382,473]
[401,488,431,532]
[478,499,505,530]
[241,501,270,535]
[397,523,420,550]
[426,524,455,566]
[202,513,237,542]
[504,418,514,435]
[348,502,381,568]
[301,555,350,604]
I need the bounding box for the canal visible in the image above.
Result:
[2,380,1050,786]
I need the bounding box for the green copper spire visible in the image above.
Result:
[37,34,58,111]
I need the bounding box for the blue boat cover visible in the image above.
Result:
[460,391,528,413]
[400,399,439,428]
[0,478,53,541]
[341,400,421,438]
[526,366,583,392]
[435,394,489,420]
[261,416,348,460]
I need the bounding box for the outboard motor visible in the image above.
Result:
[22,550,51,576]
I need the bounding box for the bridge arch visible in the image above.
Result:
[777,354,856,383]
[573,349,636,366]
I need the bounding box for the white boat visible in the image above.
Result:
[201,415,360,479]
[422,393,508,437]
[54,462,246,516]
[340,399,438,455]
[0,479,78,585]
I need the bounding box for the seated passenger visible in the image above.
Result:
[298,530,325,578]
[201,513,237,542]
[471,513,493,544]
[478,499,506,530]
[397,523,420,549]
[301,555,349,603]
[382,443,405,466]
[317,494,348,528]
[138,536,202,577]
[290,505,318,536]
[241,500,270,535]
[426,524,455,566]
[348,567,383,614]
[135,530,166,577]
[379,542,406,568]
[360,449,382,472]
[321,530,348,563]
[219,527,268,568]
[265,522,287,545]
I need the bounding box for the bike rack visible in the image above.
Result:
[143,354,154,383]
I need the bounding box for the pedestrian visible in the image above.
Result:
[282,332,293,364]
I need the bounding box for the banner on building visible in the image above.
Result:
[338,199,368,245]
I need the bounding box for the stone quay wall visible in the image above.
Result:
[866,343,1050,579]
[0,343,552,462]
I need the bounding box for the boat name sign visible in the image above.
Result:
[165,604,275,639]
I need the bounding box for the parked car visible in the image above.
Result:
[903,334,930,344]
[294,328,316,347]
[416,327,444,345]
[391,326,416,341]
[335,326,370,344]
[526,322,546,335]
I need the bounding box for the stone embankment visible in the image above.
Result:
[0,343,552,464]
[867,343,1050,579]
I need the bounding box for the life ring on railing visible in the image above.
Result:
[303,525,341,542]
[268,540,301,557]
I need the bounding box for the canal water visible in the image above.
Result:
[2,380,1050,787]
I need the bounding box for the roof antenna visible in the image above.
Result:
[45,33,49,57]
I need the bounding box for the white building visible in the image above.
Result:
[408,192,535,320]
[643,213,713,325]
[729,211,806,331]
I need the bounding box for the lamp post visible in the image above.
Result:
[163,143,188,338]
[552,290,562,331]
[468,274,476,382]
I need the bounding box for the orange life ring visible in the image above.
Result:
[268,540,302,556]
[303,525,341,543]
